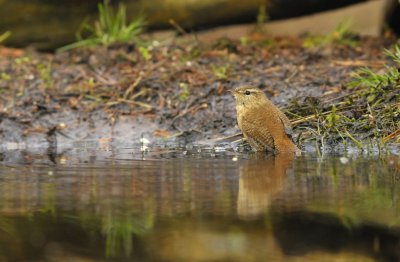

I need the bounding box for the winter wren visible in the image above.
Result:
[232,86,300,154]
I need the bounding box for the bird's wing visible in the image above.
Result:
[241,118,275,152]
[277,110,293,137]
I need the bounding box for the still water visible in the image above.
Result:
[0,145,399,261]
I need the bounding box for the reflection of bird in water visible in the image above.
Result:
[231,86,300,155]
[237,153,295,220]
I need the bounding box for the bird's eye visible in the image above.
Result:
[245,90,251,95]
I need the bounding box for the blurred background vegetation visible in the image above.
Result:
[0,0,398,50]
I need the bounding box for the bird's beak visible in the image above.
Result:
[228,89,237,95]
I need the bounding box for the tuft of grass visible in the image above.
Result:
[303,20,358,48]
[346,46,400,144]
[288,45,400,147]
[58,0,146,52]
[349,45,400,105]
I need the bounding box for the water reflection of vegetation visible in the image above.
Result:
[293,156,400,227]
[101,201,155,257]
[0,154,398,260]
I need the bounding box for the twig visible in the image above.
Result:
[123,76,142,99]
[331,60,385,67]
[383,128,400,143]
[169,19,200,44]
[92,68,119,85]
[130,88,148,100]
[107,99,152,109]
[212,132,243,142]
[171,103,208,126]
[169,19,188,36]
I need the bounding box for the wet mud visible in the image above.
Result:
[0,35,398,152]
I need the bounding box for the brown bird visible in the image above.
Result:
[231,86,300,154]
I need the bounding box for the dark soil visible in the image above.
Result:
[0,34,398,151]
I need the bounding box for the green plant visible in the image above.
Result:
[14,56,31,65]
[138,46,152,60]
[211,64,229,80]
[37,61,54,89]
[58,0,146,52]
[325,105,340,128]
[178,83,190,101]
[329,20,357,46]
[349,45,400,104]
[347,46,400,144]
[0,72,11,81]
[0,31,11,44]
[303,20,357,48]
[256,5,268,25]
[386,44,400,64]
[287,45,400,147]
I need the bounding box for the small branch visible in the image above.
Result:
[383,128,400,143]
[123,76,142,99]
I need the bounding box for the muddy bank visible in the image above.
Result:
[0,34,398,153]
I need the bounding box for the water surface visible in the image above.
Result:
[0,146,399,261]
